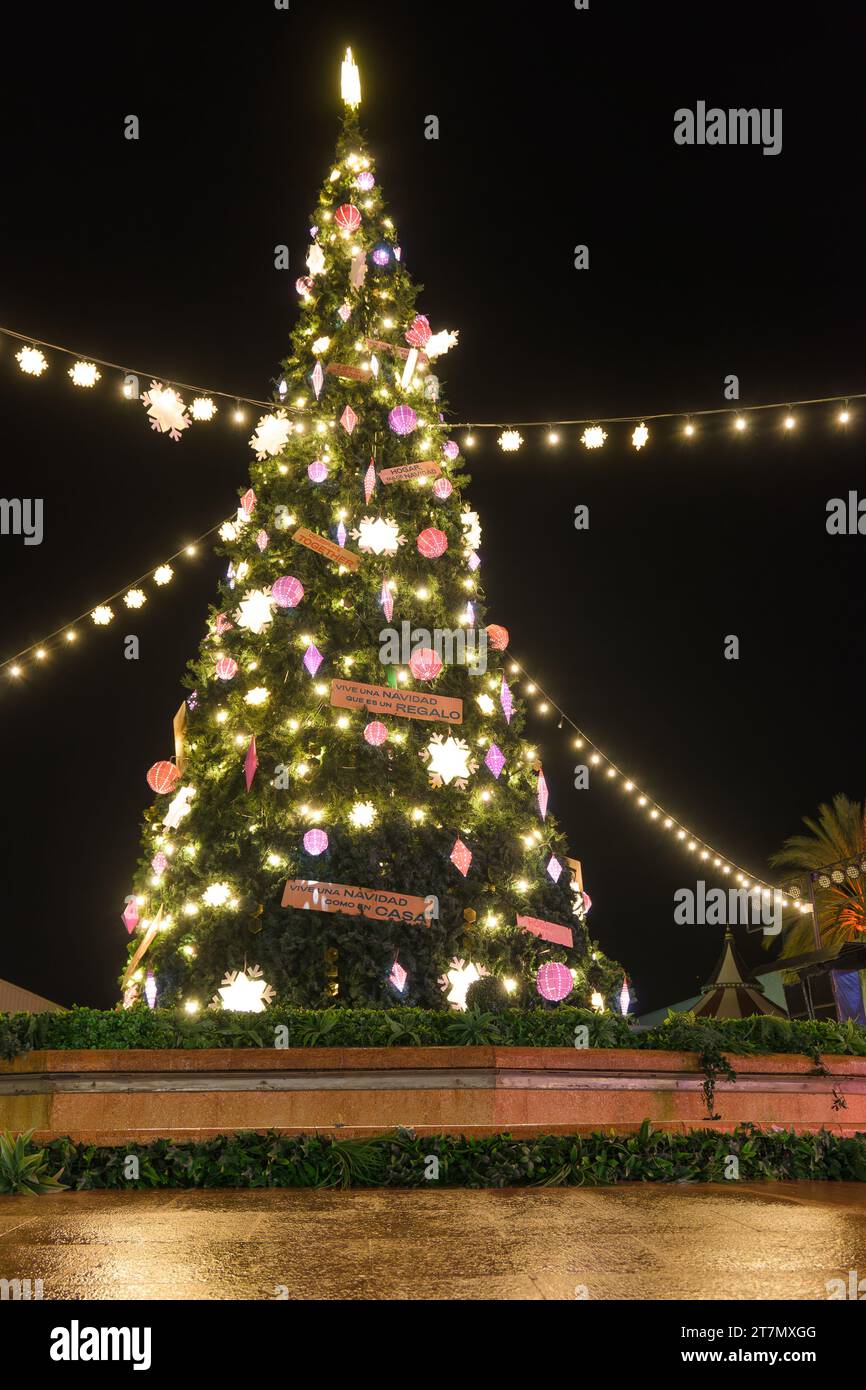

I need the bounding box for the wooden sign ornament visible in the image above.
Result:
[293,527,361,571]
[330,678,463,725]
[282,879,431,927]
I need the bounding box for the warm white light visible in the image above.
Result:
[124,589,147,609]
[244,687,269,706]
[838,408,850,424]
[735,416,747,431]
[203,883,231,908]
[91,605,114,626]
[547,430,560,445]
[684,421,695,437]
[350,801,377,829]
[341,47,362,109]
[498,429,523,453]
[69,360,101,388]
[632,421,650,450]
[153,565,174,586]
[217,969,275,1013]
[16,346,48,376]
[581,426,607,450]
[784,414,796,430]
[191,396,217,422]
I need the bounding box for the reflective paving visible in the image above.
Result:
[1,1184,865,1300]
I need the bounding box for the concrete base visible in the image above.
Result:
[1,1047,864,1142]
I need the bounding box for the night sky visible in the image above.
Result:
[1,2,863,1012]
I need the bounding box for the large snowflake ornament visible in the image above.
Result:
[236,589,275,635]
[439,958,488,1011]
[250,412,292,460]
[351,516,406,556]
[142,381,190,441]
[421,733,478,789]
[214,965,275,1013]
[425,329,459,360]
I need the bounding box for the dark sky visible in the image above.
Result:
[1,1,863,1011]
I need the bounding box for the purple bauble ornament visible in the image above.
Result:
[388,405,417,436]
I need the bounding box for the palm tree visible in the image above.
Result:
[769,794,866,959]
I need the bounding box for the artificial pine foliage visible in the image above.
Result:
[124,101,622,1011]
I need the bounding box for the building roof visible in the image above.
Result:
[692,929,787,1019]
[0,978,63,1014]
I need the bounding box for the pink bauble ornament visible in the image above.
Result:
[146,761,180,795]
[364,721,389,747]
[151,852,168,874]
[443,440,460,461]
[216,657,238,681]
[409,647,443,682]
[433,478,453,500]
[308,460,329,483]
[335,203,362,232]
[356,171,376,191]
[272,577,304,609]
[388,405,417,436]
[303,829,329,857]
[296,276,314,296]
[536,962,574,1002]
[583,892,592,914]
[486,624,510,651]
[417,527,448,559]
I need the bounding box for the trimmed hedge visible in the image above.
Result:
[2,1005,866,1061]
[35,1124,866,1189]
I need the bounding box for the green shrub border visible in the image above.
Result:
[25,1123,866,1189]
[3,1005,866,1062]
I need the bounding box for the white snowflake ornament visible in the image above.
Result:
[250,412,292,461]
[236,589,275,635]
[460,510,482,551]
[307,243,326,277]
[421,733,478,789]
[142,381,190,441]
[351,516,406,557]
[215,965,275,1013]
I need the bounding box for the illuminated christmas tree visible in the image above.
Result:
[123,49,622,1012]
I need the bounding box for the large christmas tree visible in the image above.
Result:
[123,50,623,1014]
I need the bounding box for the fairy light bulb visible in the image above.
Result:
[735,416,747,432]
[839,407,850,424]
[684,421,695,436]
[784,414,796,430]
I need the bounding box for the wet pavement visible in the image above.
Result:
[1,1184,865,1300]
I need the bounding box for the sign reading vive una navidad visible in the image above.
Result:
[282,879,436,927]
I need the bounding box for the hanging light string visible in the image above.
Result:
[507,652,808,911]
[452,390,864,432]
[0,519,230,680]
[2,322,862,447]
[0,324,290,417]
[0,508,806,912]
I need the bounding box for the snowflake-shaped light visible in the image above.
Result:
[202,883,232,908]
[16,346,48,376]
[351,516,405,556]
[440,958,488,1011]
[236,589,274,635]
[349,801,377,829]
[460,510,482,550]
[191,396,217,422]
[245,687,270,706]
[421,734,478,789]
[153,565,174,586]
[632,421,649,450]
[68,360,101,388]
[581,426,607,450]
[142,382,190,441]
[91,605,114,626]
[312,336,331,355]
[219,521,238,542]
[476,694,495,716]
[250,411,292,460]
[216,966,275,1013]
[124,589,147,609]
[498,430,523,453]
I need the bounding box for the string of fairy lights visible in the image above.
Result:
[0,522,228,679]
[2,323,863,455]
[508,653,808,912]
[0,497,801,906]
